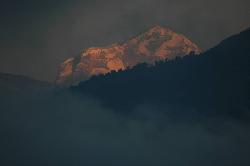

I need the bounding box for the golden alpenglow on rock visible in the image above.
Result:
[56,25,201,87]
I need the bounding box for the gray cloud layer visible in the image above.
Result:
[0,0,250,81]
[1,92,250,166]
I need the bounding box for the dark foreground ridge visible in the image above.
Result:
[0,72,52,93]
[0,28,250,166]
[56,25,201,87]
[72,27,250,118]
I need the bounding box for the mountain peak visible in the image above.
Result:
[148,25,171,31]
[56,26,201,87]
[136,25,173,38]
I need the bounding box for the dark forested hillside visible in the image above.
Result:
[0,73,53,118]
[73,28,250,118]
[0,29,250,166]
[0,73,52,94]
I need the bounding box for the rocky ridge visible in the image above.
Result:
[56,25,201,86]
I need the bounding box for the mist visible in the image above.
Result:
[1,0,250,81]
[1,91,250,166]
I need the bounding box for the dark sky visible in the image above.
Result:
[0,0,250,82]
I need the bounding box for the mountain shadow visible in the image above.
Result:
[0,72,52,94]
[0,73,53,115]
[0,29,250,166]
[72,28,250,119]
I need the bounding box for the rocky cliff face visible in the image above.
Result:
[56,25,201,87]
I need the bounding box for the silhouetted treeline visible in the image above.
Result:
[72,28,250,118]
[0,29,250,166]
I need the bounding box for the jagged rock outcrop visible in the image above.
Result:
[56,25,201,87]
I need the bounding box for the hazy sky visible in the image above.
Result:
[0,0,250,82]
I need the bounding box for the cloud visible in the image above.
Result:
[0,0,250,81]
[1,92,250,166]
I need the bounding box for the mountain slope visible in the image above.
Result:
[56,25,201,87]
[0,29,249,166]
[0,72,52,95]
[72,28,250,118]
